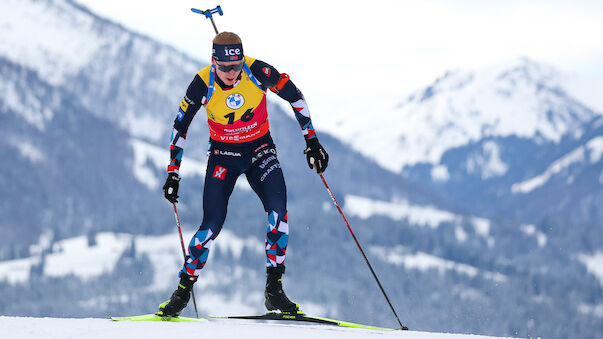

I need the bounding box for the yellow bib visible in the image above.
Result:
[198,57,270,143]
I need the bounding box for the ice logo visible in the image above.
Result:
[226,93,245,109]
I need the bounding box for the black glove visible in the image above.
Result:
[304,138,329,173]
[162,173,181,203]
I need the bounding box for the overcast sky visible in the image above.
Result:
[74,0,603,112]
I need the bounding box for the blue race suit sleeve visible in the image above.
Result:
[168,74,208,174]
[249,59,318,141]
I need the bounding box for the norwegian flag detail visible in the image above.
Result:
[265,211,289,268]
[263,67,271,77]
[291,99,310,118]
[213,165,227,180]
[180,228,217,277]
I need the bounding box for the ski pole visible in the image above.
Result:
[318,173,408,330]
[172,202,199,319]
[191,6,223,34]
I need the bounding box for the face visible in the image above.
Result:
[212,59,244,86]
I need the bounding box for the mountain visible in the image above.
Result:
[1,1,602,339]
[323,57,603,225]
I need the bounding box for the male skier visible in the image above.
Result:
[158,32,329,316]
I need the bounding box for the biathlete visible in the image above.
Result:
[158,32,329,316]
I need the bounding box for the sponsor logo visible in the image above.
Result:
[252,148,277,163]
[213,149,242,157]
[254,143,269,153]
[226,93,245,109]
[260,163,281,182]
[259,155,277,169]
[223,47,241,56]
[184,95,195,105]
[213,166,227,180]
[223,121,258,134]
[177,109,185,121]
[216,128,264,142]
[180,98,189,112]
[262,67,271,77]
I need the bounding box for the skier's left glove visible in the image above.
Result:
[304,138,329,174]
[163,172,181,203]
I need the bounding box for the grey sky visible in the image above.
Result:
[74,0,603,111]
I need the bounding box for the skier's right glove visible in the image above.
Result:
[163,172,181,203]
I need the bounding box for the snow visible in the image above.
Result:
[8,140,46,164]
[519,225,547,248]
[129,138,207,189]
[0,71,55,131]
[431,164,451,182]
[577,303,603,318]
[465,141,509,179]
[345,195,457,228]
[587,136,603,163]
[130,138,169,190]
[0,316,520,339]
[455,226,468,242]
[46,233,131,279]
[0,0,103,86]
[470,217,491,239]
[511,135,603,194]
[0,230,263,288]
[512,147,585,194]
[577,251,603,289]
[371,245,507,283]
[318,58,596,173]
[129,138,252,191]
[125,113,168,141]
[344,195,492,241]
[0,257,39,285]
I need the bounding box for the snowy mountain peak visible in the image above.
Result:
[0,0,106,86]
[343,57,599,172]
[0,0,200,142]
[419,58,560,99]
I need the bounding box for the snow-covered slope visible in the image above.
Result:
[511,135,603,193]
[0,316,519,339]
[0,0,200,143]
[0,0,103,86]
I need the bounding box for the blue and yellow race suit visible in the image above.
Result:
[168,57,318,276]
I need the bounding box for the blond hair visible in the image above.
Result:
[213,32,242,45]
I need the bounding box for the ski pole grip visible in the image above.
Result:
[191,6,223,19]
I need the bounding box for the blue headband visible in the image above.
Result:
[212,43,244,62]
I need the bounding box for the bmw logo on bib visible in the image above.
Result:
[226,93,245,110]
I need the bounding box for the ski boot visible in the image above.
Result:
[264,266,300,313]
[157,273,197,317]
